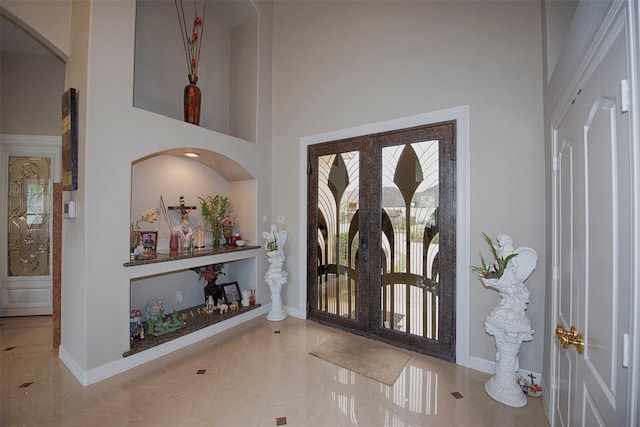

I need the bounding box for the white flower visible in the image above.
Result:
[140,209,159,223]
[135,208,160,229]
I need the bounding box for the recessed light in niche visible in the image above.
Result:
[184,152,200,158]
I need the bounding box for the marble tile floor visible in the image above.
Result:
[1,315,549,426]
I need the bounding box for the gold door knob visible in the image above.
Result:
[555,324,584,354]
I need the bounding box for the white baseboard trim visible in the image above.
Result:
[58,345,89,385]
[59,305,270,386]
[469,356,542,384]
[283,304,304,319]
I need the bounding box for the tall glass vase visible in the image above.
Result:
[184,74,201,125]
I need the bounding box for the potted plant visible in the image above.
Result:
[198,195,233,247]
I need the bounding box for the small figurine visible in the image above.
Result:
[518,375,542,398]
[230,301,239,312]
[143,299,164,323]
[206,295,215,314]
[241,290,251,307]
[249,290,256,306]
[217,301,228,314]
[130,309,142,340]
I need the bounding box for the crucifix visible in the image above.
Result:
[168,196,197,221]
[528,373,536,385]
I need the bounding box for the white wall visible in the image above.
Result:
[0,53,65,135]
[271,1,546,373]
[1,0,71,59]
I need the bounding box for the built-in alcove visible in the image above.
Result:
[127,149,262,354]
[133,0,259,142]
[130,148,256,253]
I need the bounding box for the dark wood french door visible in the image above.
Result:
[307,121,457,360]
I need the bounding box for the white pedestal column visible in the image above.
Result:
[265,271,287,322]
[484,317,533,407]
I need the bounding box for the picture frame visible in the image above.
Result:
[140,231,158,252]
[223,282,242,303]
[61,88,78,191]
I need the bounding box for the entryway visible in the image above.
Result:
[307,121,456,361]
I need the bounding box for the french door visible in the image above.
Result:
[307,122,456,360]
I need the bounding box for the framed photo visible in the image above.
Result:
[61,88,78,191]
[223,282,241,303]
[141,231,158,252]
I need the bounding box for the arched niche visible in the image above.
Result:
[133,0,259,142]
[131,148,256,250]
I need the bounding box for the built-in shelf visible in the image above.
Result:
[124,245,260,267]
[124,303,262,357]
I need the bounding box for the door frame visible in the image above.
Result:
[0,134,61,316]
[299,106,471,367]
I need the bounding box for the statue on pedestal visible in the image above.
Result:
[262,224,288,321]
[475,233,537,408]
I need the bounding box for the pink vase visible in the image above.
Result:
[169,234,179,252]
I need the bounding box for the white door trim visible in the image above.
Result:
[299,105,471,367]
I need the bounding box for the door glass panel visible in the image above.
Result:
[381,141,439,339]
[7,156,51,276]
[316,151,359,319]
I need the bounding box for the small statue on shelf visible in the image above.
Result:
[173,212,194,249]
[241,290,251,307]
[217,301,228,314]
[143,299,164,323]
[206,295,215,314]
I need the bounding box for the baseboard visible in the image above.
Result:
[283,304,304,319]
[59,305,270,386]
[58,345,89,385]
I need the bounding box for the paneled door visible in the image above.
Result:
[1,137,60,317]
[307,122,456,360]
[551,9,632,426]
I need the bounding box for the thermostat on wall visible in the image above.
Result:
[64,201,77,219]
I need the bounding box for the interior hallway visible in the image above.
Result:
[1,315,547,426]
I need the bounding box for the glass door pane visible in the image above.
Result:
[381,141,439,339]
[7,156,51,276]
[316,151,360,320]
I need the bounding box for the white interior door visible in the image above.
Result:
[552,13,631,427]
[0,135,61,317]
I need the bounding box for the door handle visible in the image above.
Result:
[555,324,584,354]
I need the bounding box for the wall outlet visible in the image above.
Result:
[276,215,285,224]
[262,215,268,224]
[176,291,182,304]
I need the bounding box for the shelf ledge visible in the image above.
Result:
[124,245,261,267]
